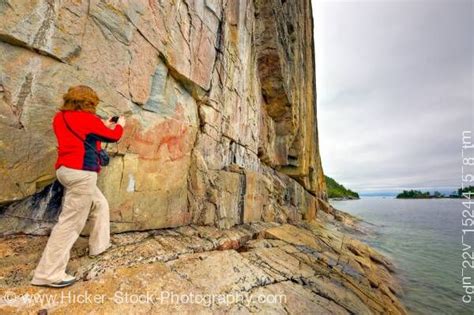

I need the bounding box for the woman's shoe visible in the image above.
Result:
[31,274,77,288]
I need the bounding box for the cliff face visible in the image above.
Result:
[0,0,326,234]
[0,2,409,313]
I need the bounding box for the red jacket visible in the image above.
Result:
[53,110,123,173]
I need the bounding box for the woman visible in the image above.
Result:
[31,85,125,288]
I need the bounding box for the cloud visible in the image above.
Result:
[313,0,473,193]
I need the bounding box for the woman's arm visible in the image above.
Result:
[86,114,124,143]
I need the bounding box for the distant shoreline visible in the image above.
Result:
[396,196,464,200]
[395,187,473,199]
[330,196,464,200]
[329,196,360,201]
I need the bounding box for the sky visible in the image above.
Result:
[313,0,473,194]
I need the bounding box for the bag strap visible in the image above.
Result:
[61,111,102,156]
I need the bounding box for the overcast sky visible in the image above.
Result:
[313,0,473,194]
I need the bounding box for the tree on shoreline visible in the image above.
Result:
[325,176,359,199]
[458,186,474,197]
[396,186,474,199]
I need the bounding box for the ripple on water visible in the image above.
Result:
[330,198,473,315]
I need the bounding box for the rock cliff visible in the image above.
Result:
[0,1,408,314]
[0,0,325,234]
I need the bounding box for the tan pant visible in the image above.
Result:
[31,166,111,285]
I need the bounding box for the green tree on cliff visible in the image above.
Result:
[325,176,359,199]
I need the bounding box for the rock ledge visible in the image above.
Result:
[0,210,406,314]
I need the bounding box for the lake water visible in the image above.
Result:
[330,197,473,315]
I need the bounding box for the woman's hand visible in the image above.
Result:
[117,116,126,127]
[102,117,115,129]
[103,117,115,129]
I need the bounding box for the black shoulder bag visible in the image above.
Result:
[61,112,110,167]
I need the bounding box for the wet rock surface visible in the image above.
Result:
[0,213,407,314]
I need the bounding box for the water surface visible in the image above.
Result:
[330,197,473,315]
